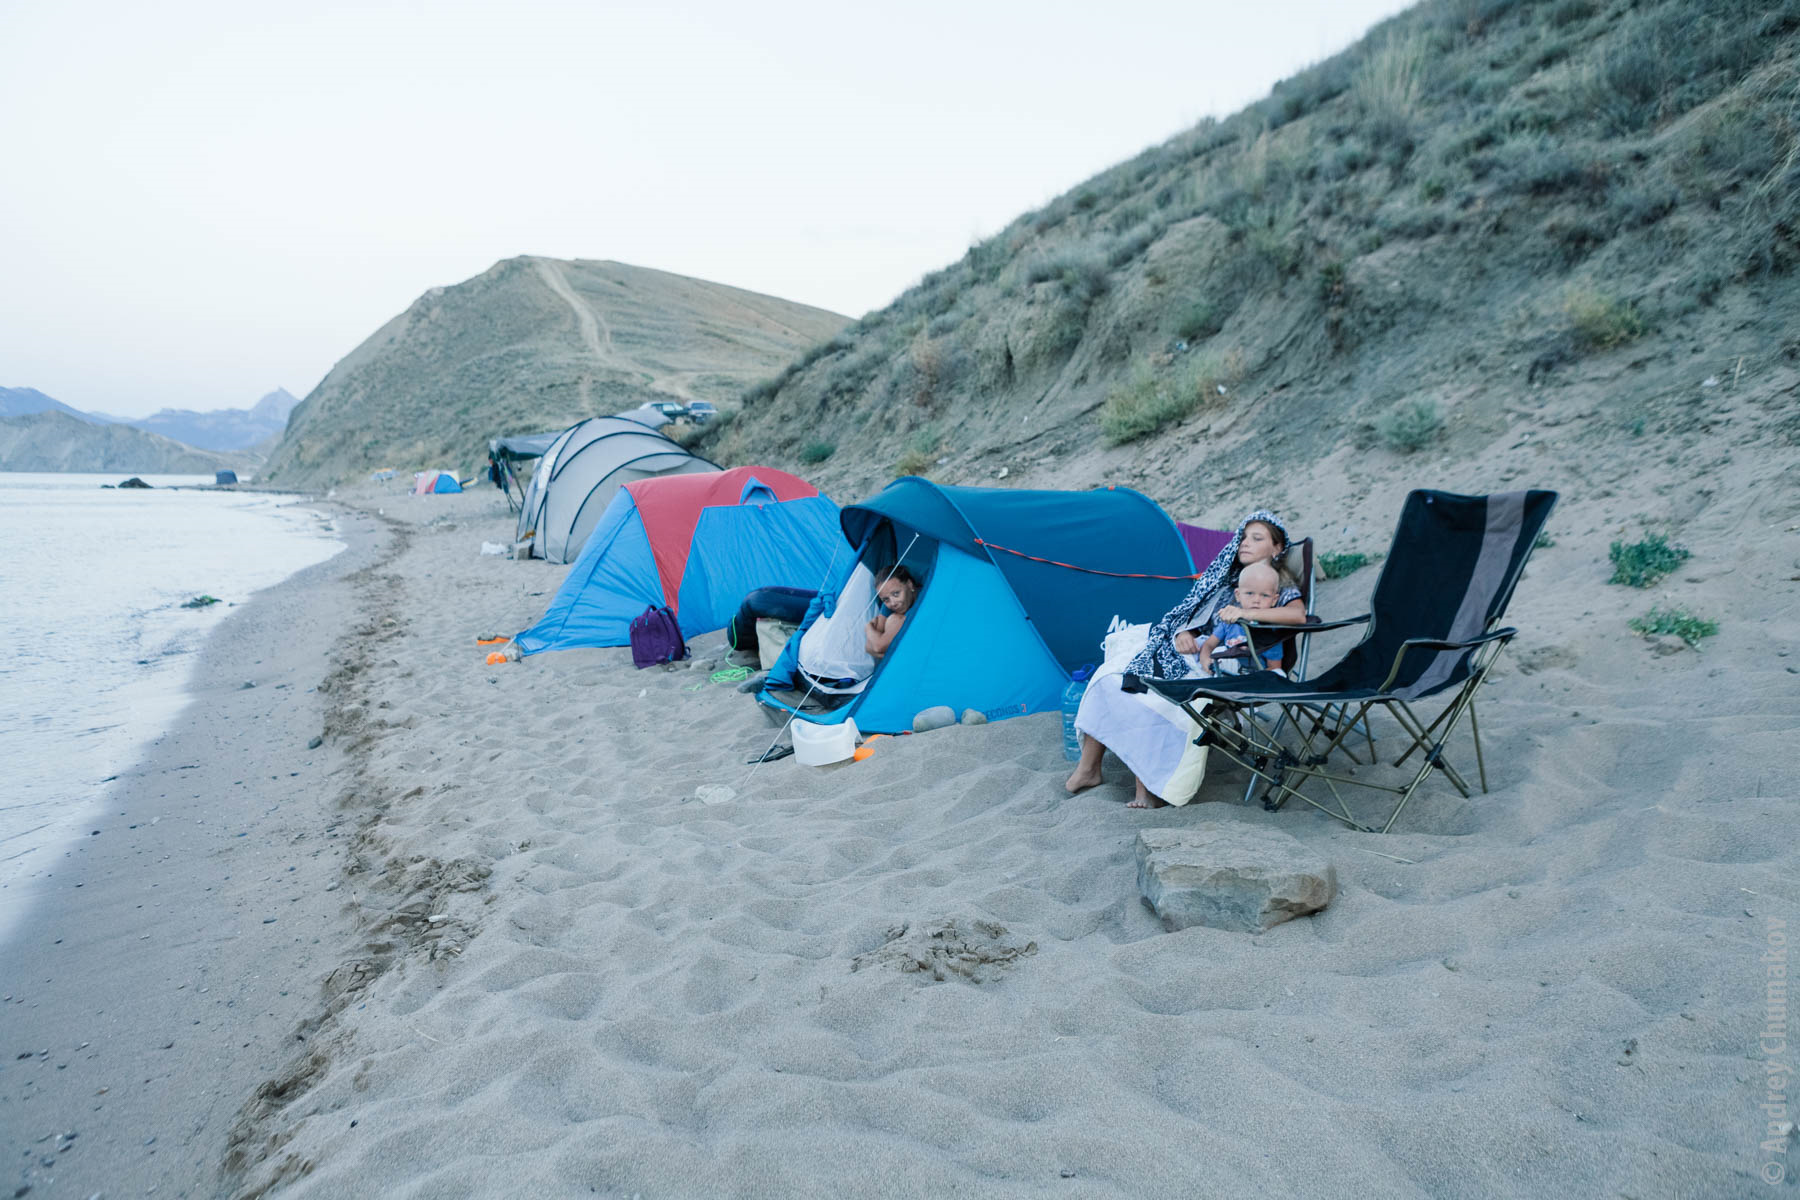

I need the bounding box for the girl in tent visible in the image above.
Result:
[1064,511,1305,808]
[864,566,922,659]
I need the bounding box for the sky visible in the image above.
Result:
[0,0,1414,417]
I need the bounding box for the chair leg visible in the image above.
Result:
[1469,700,1488,793]
[1377,673,1493,831]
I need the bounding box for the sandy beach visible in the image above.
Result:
[5,475,1794,1199]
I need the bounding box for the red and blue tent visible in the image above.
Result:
[515,466,838,653]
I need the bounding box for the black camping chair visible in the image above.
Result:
[1124,489,1557,833]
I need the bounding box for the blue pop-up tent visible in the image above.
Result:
[516,466,839,653]
[758,478,1196,734]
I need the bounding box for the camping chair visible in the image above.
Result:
[1124,489,1557,833]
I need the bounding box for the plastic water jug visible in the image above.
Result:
[1061,665,1095,761]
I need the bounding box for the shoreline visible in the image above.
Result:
[0,502,392,1199]
[0,488,345,927]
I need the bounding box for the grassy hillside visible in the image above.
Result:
[262,257,848,488]
[704,0,1798,532]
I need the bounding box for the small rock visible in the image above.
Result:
[959,708,987,726]
[262,917,276,924]
[306,736,323,750]
[912,705,956,733]
[1136,824,1336,934]
[694,785,736,806]
[239,681,255,690]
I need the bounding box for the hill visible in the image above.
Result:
[0,410,254,474]
[699,0,1797,542]
[0,386,105,424]
[123,388,301,452]
[260,258,849,488]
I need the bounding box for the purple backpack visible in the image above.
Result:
[629,604,688,669]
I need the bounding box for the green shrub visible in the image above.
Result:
[1547,0,1595,27]
[1533,530,1555,549]
[1377,399,1444,453]
[1099,351,1242,444]
[680,408,734,451]
[799,440,835,464]
[1503,138,1591,196]
[1629,607,1717,646]
[1608,535,1690,587]
[1175,299,1224,343]
[1355,31,1428,148]
[1317,552,1378,579]
[1566,288,1647,349]
[1023,246,1111,304]
[904,426,940,457]
[894,449,935,476]
[1100,369,1198,445]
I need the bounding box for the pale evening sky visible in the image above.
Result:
[0,0,1414,417]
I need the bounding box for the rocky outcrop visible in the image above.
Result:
[1136,824,1336,933]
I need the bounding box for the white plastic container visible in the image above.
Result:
[791,717,859,767]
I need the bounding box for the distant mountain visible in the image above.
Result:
[0,386,106,424]
[259,257,849,488]
[125,387,300,451]
[0,410,253,474]
[0,385,300,452]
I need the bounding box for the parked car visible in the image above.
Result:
[687,401,718,424]
[649,401,689,419]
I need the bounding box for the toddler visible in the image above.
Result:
[1197,561,1285,676]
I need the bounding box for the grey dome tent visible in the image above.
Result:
[515,416,718,563]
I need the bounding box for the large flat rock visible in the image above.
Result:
[1136,824,1336,933]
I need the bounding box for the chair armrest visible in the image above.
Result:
[1396,626,1517,654]
[1245,613,1369,636]
[1376,627,1518,692]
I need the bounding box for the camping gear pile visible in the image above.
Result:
[496,466,1552,831]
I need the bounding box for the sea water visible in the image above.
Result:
[0,474,343,940]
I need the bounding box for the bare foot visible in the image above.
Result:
[1126,779,1167,809]
[1064,765,1103,794]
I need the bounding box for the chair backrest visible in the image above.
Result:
[1318,490,1557,698]
[1211,535,1314,674]
[1275,536,1314,673]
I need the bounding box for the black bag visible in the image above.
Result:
[629,604,688,669]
